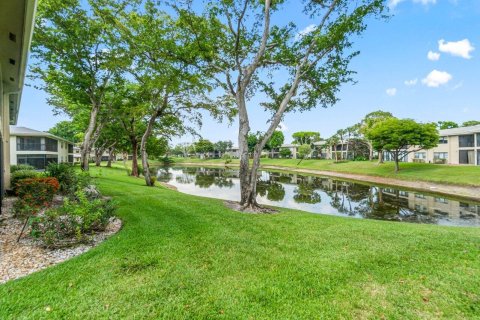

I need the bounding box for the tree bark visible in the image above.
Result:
[368,141,374,161]
[107,148,113,167]
[80,104,100,171]
[377,149,384,164]
[130,137,139,177]
[141,109,161,187]
[94,148,104,166]
[394,151,400,173]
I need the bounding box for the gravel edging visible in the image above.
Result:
[0,197,122,284]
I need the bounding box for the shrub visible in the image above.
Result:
[160,157,174,165]
[15,177,60,209]
[222,154,232,164]
[45,163,77,194]
[30,191,116,247]
[10,164,35,173]
[150,176,157,186]
[11,170,39,189]
[353,156,368,161]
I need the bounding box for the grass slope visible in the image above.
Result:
[1,167,479,319]
[172,158,480,187]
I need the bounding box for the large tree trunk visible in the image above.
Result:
[141,110,160,187]
[378,149,384,164]
[94,148,104,167]
[238,94,253,207]
[367,141,374,161]
[107,148,114,167]
[130,137,139,177]
[80,104,100,171]
[394,151,400,173]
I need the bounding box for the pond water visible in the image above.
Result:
[155,166,480,227]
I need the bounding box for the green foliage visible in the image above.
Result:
[437,121,459,130]
[214,141,233,154]
[280,148,292,158]
[265,131,285,151]
[247,133,259,153]
[48,120,81,143]
[10,164,35,173]
[45,163,77,194]
[462,120,480,127]
[367,118,439,171]
[292,132,320,145]
[222,153,232,164]
[194,139,214,155]
[30,190,115,248]
[297,144,312,159]
[11,170,40,190]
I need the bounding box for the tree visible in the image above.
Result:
[179,0,385,210]
[95,0,231,186]
[31,0,123,171]
[359,110,394,162]
[48,121,81,143]
[297,144,312,165]
[194,139,214,158]
[462,120,480,127]
[292,132,320,146]
[437,121,459,130]
[265,131,285,158]
[367,118,439,173]
[247,133,259,155]
[279,148,292,159]
[214,140,234,157]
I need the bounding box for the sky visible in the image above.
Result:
[17,0,480,145]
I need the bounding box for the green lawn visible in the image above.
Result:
[1,167,479,319]
[172,157,480,187]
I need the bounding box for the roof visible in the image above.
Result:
[440,124,480,137]
[10,126,74,144]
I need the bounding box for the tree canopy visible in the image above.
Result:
[292,132,320,146]
[367,118,439,172]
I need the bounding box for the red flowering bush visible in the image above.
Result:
[15,177,60,211]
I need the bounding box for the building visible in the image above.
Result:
[1,0,38,196]
[10,126,74,169]
[388,125,480,166]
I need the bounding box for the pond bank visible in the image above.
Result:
[176,162,480,201]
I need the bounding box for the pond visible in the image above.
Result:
[155,166,480,227]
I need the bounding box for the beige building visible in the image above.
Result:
[1,0,37,196]
[9,126,74,169]
[398,125,480,165]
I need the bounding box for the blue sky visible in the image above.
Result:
[18,0,480,145]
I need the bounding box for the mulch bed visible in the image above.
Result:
[0,197,122,284]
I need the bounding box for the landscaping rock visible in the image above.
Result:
[0,197,122,284]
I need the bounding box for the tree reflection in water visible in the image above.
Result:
[152,166,480,226]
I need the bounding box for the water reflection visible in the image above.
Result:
[156,167,480,227]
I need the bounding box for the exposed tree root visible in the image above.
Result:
[224,201,278,214]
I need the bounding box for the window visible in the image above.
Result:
[45,138,58,152]
[414,152,426,159]
[17,154,58,170]
[435,197,448,204]
[415,193,426,199]
[477,134,480,147]
[415,204,428,213]
[68,155,74,163]
[438,137,448,144]
[434,152,448,159]
[399,191,409,197]
[459,134,474,148]
[459,150,475,164]
[68,144,74,153]
[17,137,42,151]
[478,150,480,166]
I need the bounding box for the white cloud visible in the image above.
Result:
[278,122,288,132]
[296,24,316,40]
[427,51,440,61]
[422,70,452,87]
[413,0,436,4]
[438,39,475,59]
[386,88,397,96]
[404,78,418,86]
[389,0,436,8]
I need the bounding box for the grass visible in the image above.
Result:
[172,157,480,187]
[1,166,479,319]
